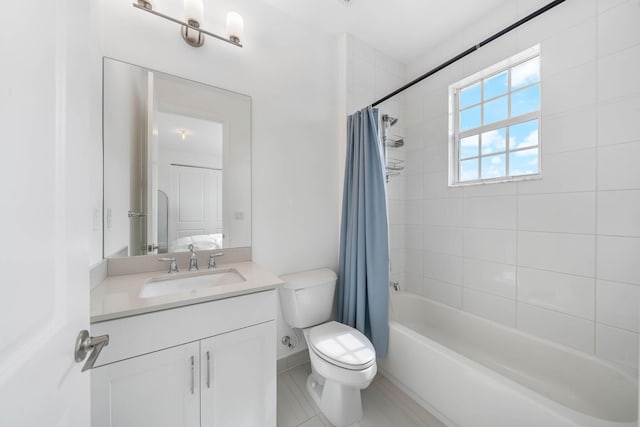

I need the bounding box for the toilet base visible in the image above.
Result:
[306,374,363,427]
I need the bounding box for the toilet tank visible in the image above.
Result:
[279,268,337,328]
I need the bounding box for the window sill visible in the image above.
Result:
[449,173,541,187]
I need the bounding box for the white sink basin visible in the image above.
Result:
[139,269,246,299]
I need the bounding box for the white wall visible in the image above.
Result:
[399,0,640,370]
[92,0,340,359]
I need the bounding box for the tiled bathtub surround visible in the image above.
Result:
[395,0,640,370]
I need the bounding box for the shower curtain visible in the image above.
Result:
[338,106,390,358]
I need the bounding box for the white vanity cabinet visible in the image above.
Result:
[92,341,201,427]
[200,322,276,426]
[90,290,276,427]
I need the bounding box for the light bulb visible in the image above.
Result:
[226,12,243,44]
[184,0,203,26]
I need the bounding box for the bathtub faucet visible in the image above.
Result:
[390,281,400,291]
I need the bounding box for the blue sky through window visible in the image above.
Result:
[455,52,540,183]
[511,84,539,117]
[484,71,508,99]
[510,148,539,175]
[460,83,481,108]
[510,120,538,149]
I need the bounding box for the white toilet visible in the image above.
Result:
[279,268,377,427]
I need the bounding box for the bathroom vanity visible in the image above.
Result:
[90,262,282,427]
[91,57,275,426]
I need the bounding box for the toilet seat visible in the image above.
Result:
[308,321,376,370]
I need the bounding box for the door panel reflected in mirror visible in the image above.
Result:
[103,58,251,258]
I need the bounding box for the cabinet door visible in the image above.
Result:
[92,341,200,427]
[201,321,276,427]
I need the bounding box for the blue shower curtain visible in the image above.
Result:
[338,106,390,358]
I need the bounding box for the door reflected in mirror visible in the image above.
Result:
[103,58,251,258]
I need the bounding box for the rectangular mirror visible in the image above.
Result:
[103,58,251,258]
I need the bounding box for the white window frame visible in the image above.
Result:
[448,45,541,186]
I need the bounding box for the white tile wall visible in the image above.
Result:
[423,277,462,308]
[518,192,596,234]
[463,288,516,327]
[389,0,640,369]
[463,258,516,299]
[597,96,640,146]
[518,267,595,320]
[423,198,463,226]
[597,190,640,237]
[598,44,640,102]
[464,228,516,265]
[518,148,597,194]
[542,105,597,154]
[518,302,595,353]
[424,226,463,256]
[596,323,639,369]
[517,231,595,277]
[463,196,517,230]
[597,236,640,286]
[596,280,640,332]
[597,141,640,190]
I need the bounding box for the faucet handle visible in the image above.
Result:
[158,257,179,273]
[208,252,224,269]
[188,251,199,272]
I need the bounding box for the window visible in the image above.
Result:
[449,46,541,185]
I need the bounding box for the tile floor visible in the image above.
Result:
[277,363,446,427]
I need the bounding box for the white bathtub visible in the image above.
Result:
[379,292,638,427]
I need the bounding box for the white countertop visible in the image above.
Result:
[91,261,284,323]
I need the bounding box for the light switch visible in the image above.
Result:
[234,211,244,220]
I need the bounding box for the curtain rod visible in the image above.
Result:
[371,0,567,108]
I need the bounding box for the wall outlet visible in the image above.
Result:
[106,208,113,229]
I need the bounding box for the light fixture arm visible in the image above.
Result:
[132,2,243,48]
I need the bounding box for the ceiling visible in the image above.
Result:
[156,111,223,157]
[261,0,506,64]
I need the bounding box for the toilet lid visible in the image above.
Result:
[308,321,376,370]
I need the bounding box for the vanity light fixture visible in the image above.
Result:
[179,129,187,141]
[133,0,244,48]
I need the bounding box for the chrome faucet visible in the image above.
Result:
[188,244,199,271]
[208,252,224,269]
[158,257,179,273]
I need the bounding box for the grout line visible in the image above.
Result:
[516,300,595,323]
[593,4,600,357]
[596,321,640,336]
[515,176,520,327]
[461,193,466,310]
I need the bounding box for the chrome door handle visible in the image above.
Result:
[74,330,109,372]
[128,210,147,218]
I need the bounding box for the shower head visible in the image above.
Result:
[382,114,398,127]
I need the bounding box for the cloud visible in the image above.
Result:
[510,129,538,150]
[482,129,506,153]
[511,57,540,88]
